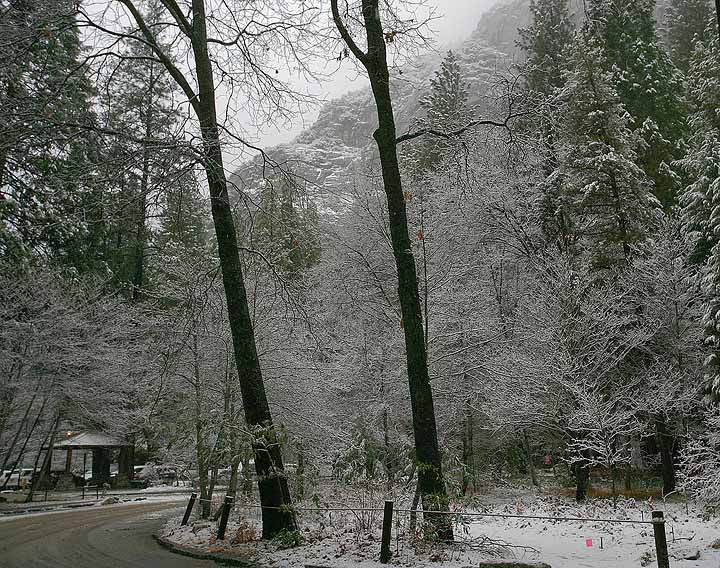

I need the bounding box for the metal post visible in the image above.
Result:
[181,493,197,526]
[380,500,394,564]
[96,486,99,499]
[82,485,85,500]
[217,495,233,540]
[652,511,670,568]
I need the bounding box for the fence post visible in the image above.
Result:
[217,495,233,540]
[380,500,394,564]
[181,493,197,526]
[652,511,670,568]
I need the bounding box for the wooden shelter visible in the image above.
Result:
[51,432,134,485]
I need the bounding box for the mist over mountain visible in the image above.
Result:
[231,0,530,216]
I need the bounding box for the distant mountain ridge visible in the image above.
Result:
[231,0,529,216]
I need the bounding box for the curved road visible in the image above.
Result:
[0,500,219,567]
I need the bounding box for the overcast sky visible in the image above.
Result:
[246,0,498,153]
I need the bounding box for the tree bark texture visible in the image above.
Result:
[575,461,590,502]
[655,415,676,495]
[188,0,294,537]
[523,430,539,488]
[331,0,451,540]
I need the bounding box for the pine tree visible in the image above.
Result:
[413,51,469,172]
[157,173,209,254]
[253,176,321,276]
[666,0,715,72]
[518,0,575,96]
[559,34,658,269]
[586,0,686,210]
[518,0,575,249]
[0,0,100,269]
[677,34,720,400]
[98,4,192,298]
[420,51,468,128]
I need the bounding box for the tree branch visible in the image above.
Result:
[158,0,192,37]
[396,113,528,145]
[330,0,368,66]
[119,0,200,116]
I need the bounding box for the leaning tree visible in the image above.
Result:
[78,0,323,537]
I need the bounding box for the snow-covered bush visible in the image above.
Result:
[679,410,720,507]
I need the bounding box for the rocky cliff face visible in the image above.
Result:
[231,0,529,216]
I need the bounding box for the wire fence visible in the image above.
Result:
[179,494,672,568]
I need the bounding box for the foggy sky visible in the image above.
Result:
[245,0,498,153]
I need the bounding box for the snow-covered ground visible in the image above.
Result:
[161,489,720,568]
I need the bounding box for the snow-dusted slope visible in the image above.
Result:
[231,0,529,216]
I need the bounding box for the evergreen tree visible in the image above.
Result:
[98,4,193,299]
[0,0,100,270]
[559,34,658,269]
[518,0,575,96]
[518,0,575,249]
[586,0,686,210]
[157,172,209,254]
[413,51,469,172]
[677,34,720,400]
[252,176,321,276]
[420,51,468,128]
[666,0,715,72]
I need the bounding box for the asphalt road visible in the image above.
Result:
[0,500,219,567]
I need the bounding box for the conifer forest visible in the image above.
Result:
[2,1,720,567]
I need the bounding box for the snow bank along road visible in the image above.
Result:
[0,500,219,567]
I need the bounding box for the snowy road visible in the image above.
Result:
[0,500,219,567]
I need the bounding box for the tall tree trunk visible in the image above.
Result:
[227,457,241,498]
[408,477,422,538]
[296,439,305,501]
[189,0,294,537]
[461,401,475,494]
[25,420,54,503]
[121,0,293,537]
[36,411,61,491]
[331,0,451,540]
[624,464,632,492]
[0,378,41,475]
[575,450,591,502]
[131,66,156,303]
[382,407,394,487]
[241,448,253,497]
[0,359,25,441]
[523,430,539,488]
[131,150,148,302]
[1,397,46,489]
[656,415,676,495]
[191,332,211,519]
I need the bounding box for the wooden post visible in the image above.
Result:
[652,511,670,568]
[182,493,197,526]
[65,448,73,474]
[380,500,394,564]
[217,495,233,540]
